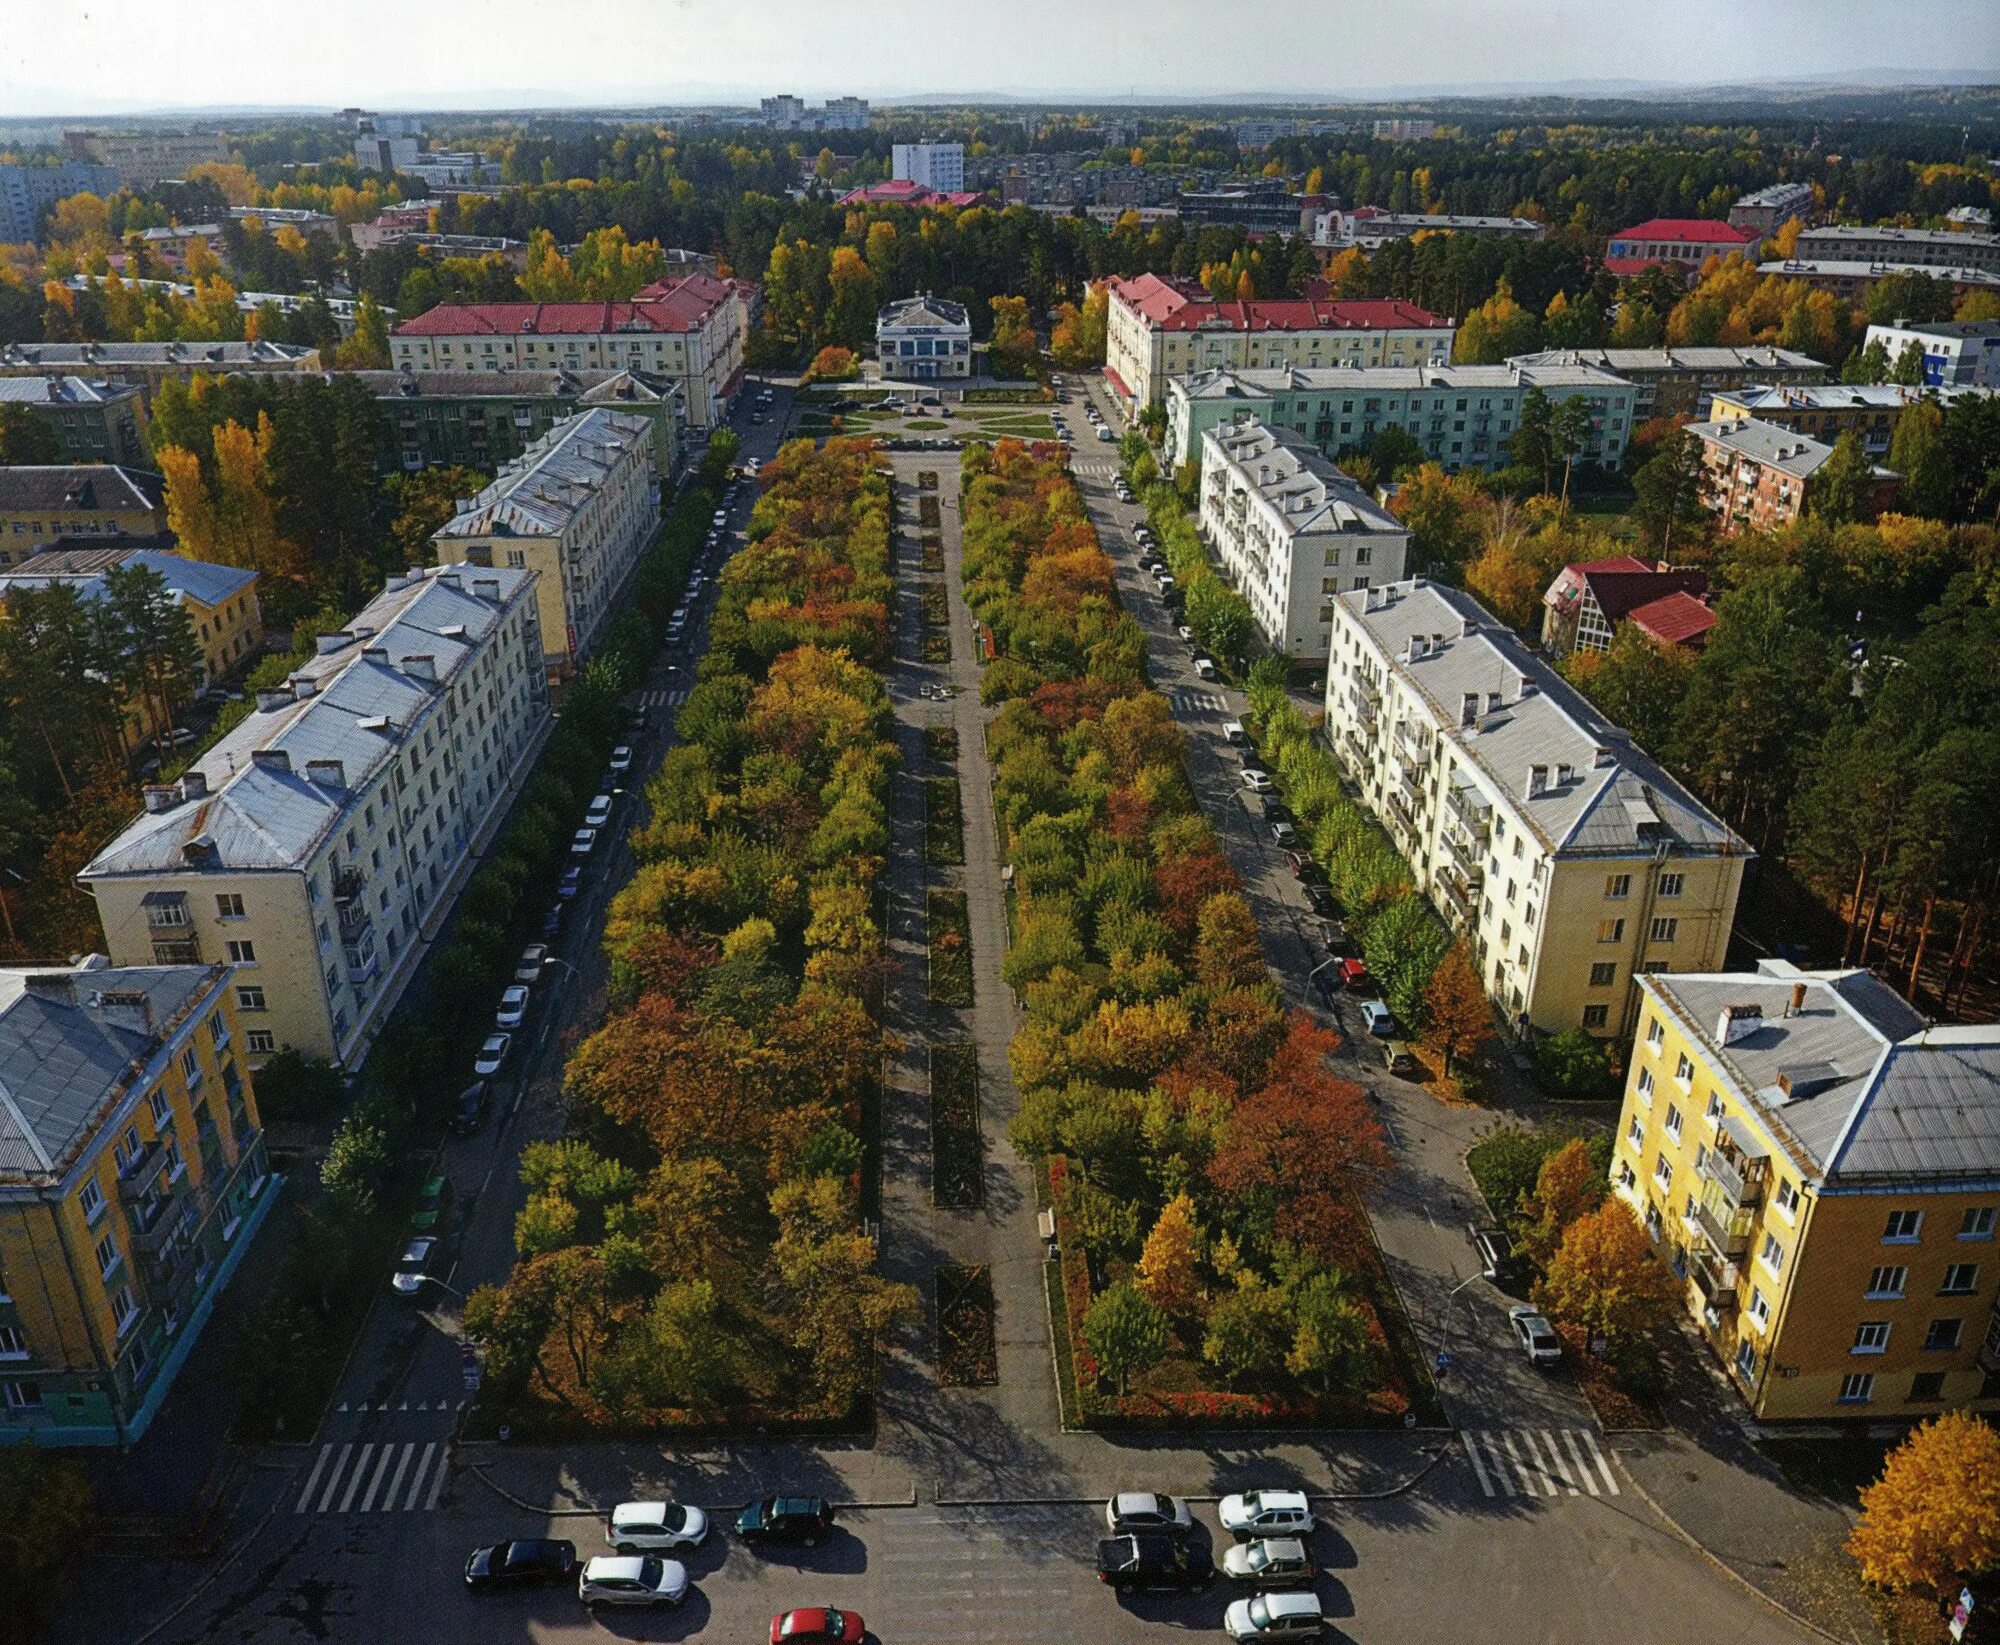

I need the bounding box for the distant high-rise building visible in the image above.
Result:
[0,160,120,243]
[758,94,867,132]
[891,142,965,193]
[1371,118,1437,141]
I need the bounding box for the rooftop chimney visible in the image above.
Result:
[92,988,153,1038]
[315,630,353,656]
[305,759,346,789]
[177,770,207,802]
[1527,763,1549,798]
[22,972,76,1007]
[1717,1003,1764,1046]
[402,653,437,682]
[141,784,179,814]
[1787,981,1807,1018]
[250,748,292,774]
[473,577,501,603]
[289,676,318,700]
[255,686,295,713]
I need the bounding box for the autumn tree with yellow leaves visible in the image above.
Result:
[1848,1412,2000,1594]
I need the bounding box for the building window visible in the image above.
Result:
[1942,1264,1980,1296]
[1962,1207,1996,1240]
[1582,1004,1609,1029]
[1646,1016,1664,1051]
[1605,873,1631,899]
[1838,1372,1875,1404]
[79,1179,106,1223]
[1909,1371,1947,1401]
[1596,918,1625,943]
[1748,1288,1771,1327]
[1626,1115,1645,1149]
[1759,1231,1786,1277]
[1924,1318,1964,1352]
[1650,917,1679,943]
[0,1326,24,1361]
[1734,1340,1757,1382]
[1853,1321,1890,1354]
[1664,1103,1683,1142]
[1587,962,1617,989]
[1883,1209,1924,1243]
[215,893,245,918]
[1867,1265,1907,1299]
[236,985,266,1013]
[208,1011,229,1049]
[1775,1178,1799,1217]
[1674,1053,1694,1086]
[225,940,256,965]
[247,1029,276,1055]
[1657,872,1685,898]
[1636,1068,1655,1103]
[1653,1153,1673,1190]
[149,1087,171,1127]
[179,1048,200,1087]
[110,1285,138,1335]
[2,1380,42,1411]
[1616,1160,1636,1191]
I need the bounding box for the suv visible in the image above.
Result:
[607,1501,708,1553]
[735,1495,834,1547]
[1223,1536,1317,1589]
[1510,1304,1563,1366]
[1226,1590,1326,1639]
[1104,1491,1193,1536]
[1218,1489,1314,1539]
[1097,1533,1214,1593]
[1471,1225,1518,1281]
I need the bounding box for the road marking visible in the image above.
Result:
[357,1444,396,1512]
[404,1441,438,1511]
[1562,1429,1601,1497]
[313,1442,353,1513]
[425,1444,451,1509]
[1578,1428,1621,1495]
[1540,1428,1580,1495]
[379,1442,417,1511]
[1499,1430,1543,1495]
[336,1442,375,1513]
[1461,1432,1495,1496]
[1522,1429,1565,1495]
[294,1444,334,1513]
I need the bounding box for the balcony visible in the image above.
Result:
[345,943,380,986]
[1347,690,1379,726]
[1442,827,1486,880]
[126,1191,181,1254]
[1437,868,1479,920]
[1691,1252,1741,1322]
[142,891,192,930]
[117,1142,170,1203]
[1446,780,1493,835]
[337,898,373,940]
[1386,789,1420,833]
[1694,1181,1756,1257]
[1702,1144,1766,1210]
[150,935,201,965]
[331,865,364,905]
[1979,1307,2000,1373]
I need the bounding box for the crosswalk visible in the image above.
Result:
[295,1439,453,1515]
[636,687,689,710]
[1460,1428,1620,1499]
[1166,686,1228,716]
[1073,459,1119,478]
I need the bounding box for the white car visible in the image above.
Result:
[1223,1536,1316,1587]
[389,1235,439,1297]
[584,794,613,829]
[1104,1491,1193,1535]
[577,1554,688,1608]
[1242,769,1273,793]
[571,828,597,857]
[609,745,633,773]
[514,944,548,984]
[607,1500,709,1553]
[1219,1489,1314,1539]
[1194,657,1218,680]
[473,1033,510,1077]
[1510,1304,1563,1366]
[1177,625,1194,642]
[495,985,530,1029]
[711,510,728,527]
[1225,1590,1326,1638]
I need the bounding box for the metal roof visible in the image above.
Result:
[1202,418,1407,540]
[0,547,256,611]
[432,409,651,541]
[0,464,164,514]
[1175,360,1631,399]
[1507,345,1826,375]
[1686,417,1898,482]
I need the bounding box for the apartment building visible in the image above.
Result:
[0,377,148,468]
[0,161,120,244]
[834,179,984,209]
[80,565,549,1068]
[1504,345,1828,422]
[1797,224,2000,276]
[65,130,231,189]
[1311,208,1546,251]
[1165,361,1638,476]
[1372,119,1437,141]
[757,95,868,131]
[1104,273,1453,413]
[388,273,744,428]
[0,958,274,1445]
[0,341,322,402]
[1707,381,1995,459]
[1322,578,1748,1040]
[346,201,446,252]
[132,223,224,277]
[1688,417,1900,534]
[0,466,167,557]
[1540,556,1713,659]
[1174,183,1317,237]
[344,366,681,480]
[1197,419,1409,663]
[228,205,338,240]
[1728,183,1818,237]
[1611,961,2000,1423]
[892,143,965,193]
[431,408,657,672]
[1603,219,1761,276]
[876,294,972,380]
[1756,258,2000,302]
[1862,319,2000,389]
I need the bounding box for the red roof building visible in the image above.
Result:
[835,179,984,209]
[1605,218,1760,275]
[1541,555,1713,657]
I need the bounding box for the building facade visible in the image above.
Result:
[1165,362,1639,476]
[1796,224,2000,276]
[875,294,972,380]
[1322,579,1748,1040]
[1504,345,1828,422]
[1756,258,2000,302]
[758,95,868,131]
[431,408,657,672]
[0,958,274,1446]
[1611,961,2000,1423]
[0,376,148,468]
[65,130,232,189]
[1197,419,1409,663]
[891,143,965,193]
[1604,219,1761,268]
[0,466,167,557]
[80,565,549,1068]
[1540,556,1713,659]
[1728,183,1818,237]
[1173,184,1315,236]
[0,341,322,403]
[1860,320,2000,390]
[0,161,120,244]
[1707,381,1994,460]
[1311,208,1546,251]
[1105,273,1454,413]
[388,274,744,429]
[1687,417,1900,534]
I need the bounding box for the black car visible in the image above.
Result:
[735,1494,834,1546]
[1265,800,1295,825]
[1097,1533,1215,1594]
[1472,1225,1520,1282]
[452,1079,491,1135]
[465,1538,577,1592]
[1303,884,1339,919]
[541,902,564,940]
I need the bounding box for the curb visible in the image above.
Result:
[935,1442,1454,1510]
[462,1464,918,1518]
[128,1490,284,1645]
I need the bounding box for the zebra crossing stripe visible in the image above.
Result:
[380,1442,416,1511]
[337,1442,375,1513]
[1461,1432,1495,1496]
[1499,1431,1544,1496]
[295,1443,335,1513]
[1561,1430,1599,1497]
[313,1442,353,1513]
[425,1445,450,1509]
[406,1442,439,1511]
[357,1444,397,1512]
[1578,1429,1620,1496]
[1540,1429,1579,1495]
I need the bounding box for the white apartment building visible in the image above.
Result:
[1197,419,1410,663]
[1311,209,1547,251]
[80,565,549,1068]
[1322,579,1749,1040]
[431,408,657,672]
[1861,319,2000,390]
[1796,224,2000,276]
[1728,182,1817,236]
[892,143,965,193]
[389,274,744,428]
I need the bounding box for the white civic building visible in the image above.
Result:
[876,294,972,380]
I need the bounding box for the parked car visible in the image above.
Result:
[712,510,728,527]
[452,1080,491,1135]
[769,1607,865,1644]
[1336,957,1372,990]
[1194,656,1218,680]
[496,984,531,1028]
[609,744,633,773]
[1242,769,1273,793]
[474,1033,511,1076]
[736,1495,834,1547]
[465,1538,577,1592]
[1318,919,1350,956]
[1104,1491,1193,1536]
[577,1554,687,1609]
[514,944,548,984]
[1472,1225,1518,1281]
[1097,425,1115,441]
[1270,821,1296,846]
[1177,625,1194,642]
[1360,1000,1398,1038]
[1510,1304,1563,1366]
[607,1501,708,1553]
[1383,1039,1421,1078]
[542,901,566,937]
[1224,719,1248,744]
[410,1174,451,1231]
[557,867,582,901]
[571,827,597,857]
[390,1235,440,1298]
[1225,1590,1326,1639]
[1223,1536,1317,1588]
[1156,575,1177,594]
[1218,1489,1314,1539]
[584,794,613,830]
[1304,884,1338,918]
[1097,1533,1215,1593]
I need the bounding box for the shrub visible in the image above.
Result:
[1534,1028,1620,1103]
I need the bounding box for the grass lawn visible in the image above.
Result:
[906,418,949,431]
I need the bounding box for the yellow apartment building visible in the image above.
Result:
[0,958,275,1446]
[1612,960,2000,1423]
[0,466,168,563]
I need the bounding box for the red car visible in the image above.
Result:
[1338,957,1372,990]
[771,1608,865,1645]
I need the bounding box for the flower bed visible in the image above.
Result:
[929,1041,983,1208]
[925,725,960,764]
[925,776,964,865]
[935,1263,998,1385]
[927,888,973,1005]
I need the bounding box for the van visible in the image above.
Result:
[1223,720,1247,744]
[1383,1039,1420,1077]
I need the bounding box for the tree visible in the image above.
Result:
[805,345,857,383]
[1510,388,1555,493]
[1454,279,1541,364]
[1135,1192,1201,1315]
[1050,285,1108,368]
[1420,943,1490,1075]
[1531,1027,1618,1102]
[1194,891,1265,992]
[1809,431,1873,526]
[1515,1138,1604,1267]
[334,293,391,368]
[1630,430,1711,558]
[102,561,202,758]
[1888,340,1927,387]
[0,1447,92,1627]
[1390,465,1486,580]
[1885,398,1950,520]
[1534,1199,1679,1350]
[1360,894,1450,1027]
[0,403,59,465]
[1847,1412,2000,1595]
[1561,622,1696,755]
[385,465,487,567]
[1287,1273,1372,1395]
[1082,1281,1167,1396]
[1548,396,1595,508]
[1202,1275,1291,1386]
[988,294,1039,379]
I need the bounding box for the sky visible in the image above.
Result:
[5,0,1999,115]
